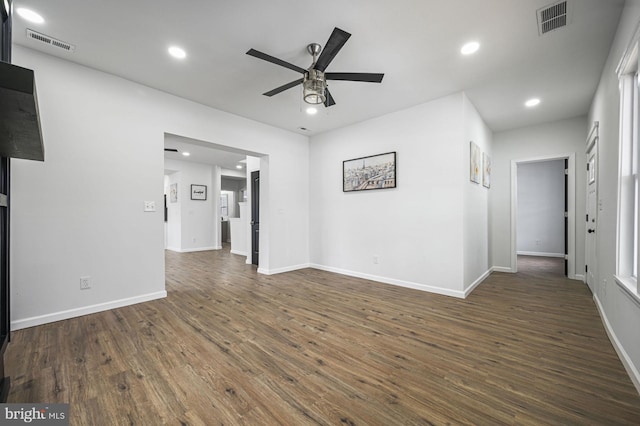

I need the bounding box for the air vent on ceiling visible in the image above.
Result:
[26,29,75,52]
[537,1,569,35]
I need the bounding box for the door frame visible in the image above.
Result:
[510,152,577,278]
[585,122,599,291]
[250,170,259,266]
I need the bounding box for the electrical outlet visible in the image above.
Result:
[80,276,91,290]
[602,278,607,297]
[373,255,379,264]
[535,240,541,246]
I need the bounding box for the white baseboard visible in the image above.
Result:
[308,264,465,298]
[517,251,565,258]
[166,246,220,253]
[464,269,492,298]
[575,274,585,282]
[594,294,640,395]
[492,266,514,273]
[230,249,247,256]
[258,263,311,275]
[11,290,168,331]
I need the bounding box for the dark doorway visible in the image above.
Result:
[251,171,260,266]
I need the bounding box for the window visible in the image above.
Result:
[617,39,640,294]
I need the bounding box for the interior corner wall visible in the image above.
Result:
[9,45,310,329]
[309,93,468,297]
[516,160,566,256]
[462,93,493,292]
[587,0,640,392]
[491,116,588,272]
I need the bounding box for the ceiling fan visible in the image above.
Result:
[246,27,384,108]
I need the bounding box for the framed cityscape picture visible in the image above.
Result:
[343,152,396,192]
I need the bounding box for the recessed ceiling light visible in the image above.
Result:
[236,164,243,169]
[168,46,186,59]
[306,107,318,115]
[17,8,44,24]
[182,152,190,157]
[525,98,541,107]
[460,41,480,55]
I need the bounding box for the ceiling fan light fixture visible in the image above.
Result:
[303,70,326,105]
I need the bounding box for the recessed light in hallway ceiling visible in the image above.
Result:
[460,41,480,55]
[168,46,186,59]
[16,7,44,24]
[525,98,541,107]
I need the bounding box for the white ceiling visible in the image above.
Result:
[12,0,624,138]
[163,134,249,172]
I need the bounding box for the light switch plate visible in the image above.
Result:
[144,201,156,212]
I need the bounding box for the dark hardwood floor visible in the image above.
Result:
[5,249,640,425]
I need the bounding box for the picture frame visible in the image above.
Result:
[482,152,491,188]
[169,183,178,203]
[191,184,207,200]
[343,151,396,192]
[470,141,481,184]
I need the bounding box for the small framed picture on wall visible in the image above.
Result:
[191,184,207,200]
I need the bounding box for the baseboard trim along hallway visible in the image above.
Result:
[11,291,167,330]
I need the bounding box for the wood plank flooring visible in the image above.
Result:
[6,250,640,425]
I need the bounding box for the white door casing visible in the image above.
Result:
[585,122,599,293]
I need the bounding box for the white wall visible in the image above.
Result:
[588,0,640,392]
[462,94,493,292]
[10,46,310,329]
[517,160,566,256]
[491,116,587,273]
[309,92,491,298]
[165,158,218,252]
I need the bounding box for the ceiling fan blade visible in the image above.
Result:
[263,78,304,97]
[164,148,178,152]
[246,49,307,74]
[314,28,351,72]
[326,72,384,83]
[324,88,336,107]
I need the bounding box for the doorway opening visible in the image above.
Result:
[510,153,577,278]
[162,133,266,270]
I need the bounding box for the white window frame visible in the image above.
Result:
[616,30,640,299]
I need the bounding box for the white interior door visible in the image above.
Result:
[585,134,598,293]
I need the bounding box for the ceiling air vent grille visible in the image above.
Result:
[26,29,75,52]
[537,1,569,35]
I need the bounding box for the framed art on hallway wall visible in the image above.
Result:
[470,141,480,184]
[482,152,491,188]
[191,184,207,200]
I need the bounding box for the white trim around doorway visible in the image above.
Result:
[510,153,577,279]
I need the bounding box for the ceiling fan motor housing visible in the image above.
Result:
[303,69,326,104]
